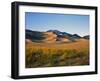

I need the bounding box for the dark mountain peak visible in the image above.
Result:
[47,30,61,33]
[26,29,45,42]
[47,29,60,32]
[73,34,81,37]
[26,29,42,33]
[83,35,89,39]
[72,34,81,39]
[62,32,72,36]
[26,29,33,32]
[47,30,63,36]
[47,30,72,36]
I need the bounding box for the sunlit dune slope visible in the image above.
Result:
[26,38,89,51]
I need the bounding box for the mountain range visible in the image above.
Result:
[26,29,89,43]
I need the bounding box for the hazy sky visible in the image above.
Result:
[25,12,89,36]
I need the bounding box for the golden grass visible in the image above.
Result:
[25,39,89,68]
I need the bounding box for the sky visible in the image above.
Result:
[25,12,89,36]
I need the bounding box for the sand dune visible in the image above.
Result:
[26,38,89,51]
[42,32,72,43]
[42,32,57,43]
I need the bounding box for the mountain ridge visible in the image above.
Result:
[26,29,89,43]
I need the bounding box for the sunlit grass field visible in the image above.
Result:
[25,40,89,68]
